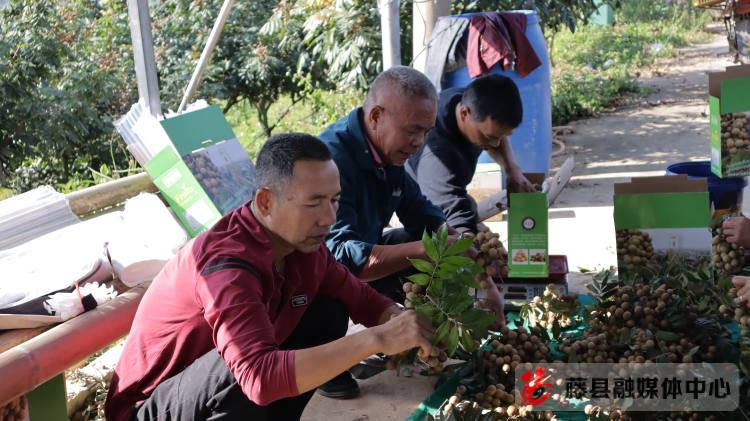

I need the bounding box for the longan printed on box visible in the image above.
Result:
[613,177,711,277]
[145,105,255,237]
[709,64,750,177]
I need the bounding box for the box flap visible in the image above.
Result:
[614,177,707,195]
[725,64,750,77]
[709,66,750,105]
[631,174,688,183]
[160,105,237,156]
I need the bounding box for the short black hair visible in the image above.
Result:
[461,75,523,129]
[254,133,332,192]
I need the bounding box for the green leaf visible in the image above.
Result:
[436,224,449,254]
[415,302,440,320]
[442,255,476,268]
[460,329,477,353]
[409,258,435,274]
[434,320,451,345]
[444,237,474,256]
[430,277,444,293]
[447,325,459,356]
[408,273,431,286]
[447,295,474,315]
[462,309,495,335]
[422,229,439,262]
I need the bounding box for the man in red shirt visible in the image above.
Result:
[105,133,435,421]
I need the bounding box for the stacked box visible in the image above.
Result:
[709,64,750,177]
[145,105,255,237]
[613,176,711,277]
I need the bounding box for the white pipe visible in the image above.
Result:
[178,0,235,114]
[412,0,451,73]
[379,0,401,70]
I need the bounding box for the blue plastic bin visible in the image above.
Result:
[441,10,552,176]
[666,161,747,211]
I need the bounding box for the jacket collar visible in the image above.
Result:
[346,108,381,171]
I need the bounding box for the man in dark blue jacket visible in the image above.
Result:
[315,66,505,399]
[407,75,534,235]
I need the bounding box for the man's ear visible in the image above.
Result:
[367,105,383,129]
[458,104,470,122]
[254,187,274,217]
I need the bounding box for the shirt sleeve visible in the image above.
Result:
[325,157,374,275]
[195,261,297,406]
[317,250,395,327]
[397,166,447,238]
[411,144,479,234]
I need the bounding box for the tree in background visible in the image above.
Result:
[262,0,618,90]
[152,0,329,137]
[0,0,136,192]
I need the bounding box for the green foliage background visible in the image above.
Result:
[0,0,710,195]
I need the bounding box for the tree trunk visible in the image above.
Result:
[547,32,556,68]
[222,96,238,114]
[255,101,273,138]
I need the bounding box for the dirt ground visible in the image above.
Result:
[301,24,738,421]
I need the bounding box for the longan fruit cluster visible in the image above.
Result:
[442,383,557,420]
[616,230,654,271]
[721,113,750,157]
[183,152,223,198]
[711,227,744,275]
[475,227,509,279]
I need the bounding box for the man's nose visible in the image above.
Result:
[320,201,337,226]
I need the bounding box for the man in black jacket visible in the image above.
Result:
[407,75,535,235]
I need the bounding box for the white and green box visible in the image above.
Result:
[709,64,750,177]
[145,105,255,237]
[508,173,548,278]
[614,177,710,276]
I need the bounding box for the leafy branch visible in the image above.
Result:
[406,226,496,357]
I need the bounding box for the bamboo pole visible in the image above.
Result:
[65,172,157,216]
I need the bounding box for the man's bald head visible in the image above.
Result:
[361,66,438,166]
[364,66,437,112]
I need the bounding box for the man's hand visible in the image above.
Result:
[733,276,750,309]
[481,280,506,329]
[723,217,750,248]
[443,224,479,258]
[371,310,436,357]
[506,168,536,193]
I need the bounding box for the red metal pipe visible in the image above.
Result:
[0,284,146,406]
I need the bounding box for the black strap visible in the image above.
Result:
[201,257,261,277]
[81,294,98,312]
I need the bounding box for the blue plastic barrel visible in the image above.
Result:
[666,161,747,211]
[441,10,552,176]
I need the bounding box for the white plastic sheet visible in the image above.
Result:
[0,186,80,251]
[107,193,188,287]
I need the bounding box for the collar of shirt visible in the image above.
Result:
[366,137,384,167]
[436,87,483,156]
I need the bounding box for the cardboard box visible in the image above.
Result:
[613,176,711,276]
[145,105,255,237]
[709,64,750,177]
[508,174,548,278]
